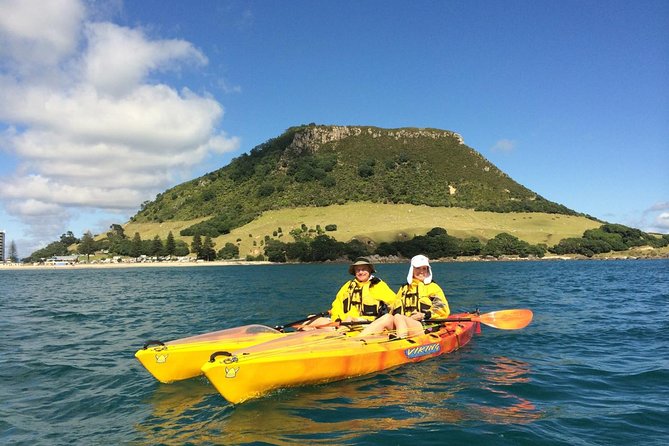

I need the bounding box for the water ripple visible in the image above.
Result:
[2,260,668,445]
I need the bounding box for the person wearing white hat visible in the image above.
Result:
[360,254,450,338]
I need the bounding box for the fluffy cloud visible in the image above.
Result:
[655,212,669,230]
[0,0,239,236]
[83,22,208,97]
[629,202,669,234]
[0,0,84,72]
[645,202,669,232]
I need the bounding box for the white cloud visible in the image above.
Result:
[6,198,65,216]
[5,198,72,244]
[631,202,669,234]
[2,175,145,210]
[654,212,669,231]
[0,0,84,72]
[0,0,239,246]
[491,139,516,153]
[83,22,208,97]
[2,84,229,153]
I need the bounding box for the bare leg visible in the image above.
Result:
[405,317,424,337]
[300,316,335,331]
[359,313,394,335]
[393,314,424,338]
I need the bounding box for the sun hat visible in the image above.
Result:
[348,257,376,275]
[407,254,432,284]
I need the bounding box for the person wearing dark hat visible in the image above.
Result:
[329,257,396,323]
[360,254,450,338]
[303,257,396,329]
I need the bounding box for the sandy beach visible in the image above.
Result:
[2,247,667,272]
[0,260,275,270]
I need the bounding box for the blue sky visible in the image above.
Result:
[1,0,667,258]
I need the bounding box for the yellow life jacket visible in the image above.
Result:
[394,280,450,319]
[331,277,394,321]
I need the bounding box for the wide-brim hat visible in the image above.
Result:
[348,257,376,275]
[407,254,432,284]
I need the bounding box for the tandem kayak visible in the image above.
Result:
[135,324,287,383]
[201,312,480,404]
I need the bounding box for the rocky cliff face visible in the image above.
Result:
[289,125,464,149]
[280,125,464,164]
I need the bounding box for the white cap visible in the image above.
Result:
[407,254,432,284]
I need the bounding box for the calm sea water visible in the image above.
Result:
[1,260,668,445]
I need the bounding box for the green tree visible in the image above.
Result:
[285,241,311,261]
[174,240,190,256]
[9,240,19,262]
[357,164,374,178]
[426,227,448,237]
[310,234,344,261]
[130,233,143,257]
[25,241,68,263]
[550,237,611,257]
[60,231,79,246]
[201,236,216,260]
[217,242,240,260]
[459,237,483,256]
[257,183,275,197]
[151,235,164,257]
[429,234,461,258]
[191,234,202,257]
[583,228,625,251]
[357,158,376,178]
[482,233,541,258]
[106,224,128,255]
[78,231,96,262]
[375,242,399,257]
[482,233,526,257]
[107,224,125,239]
[344,239,372,260]
[264,240,287,262]
[600,223,646,247]
[165,231,176,256]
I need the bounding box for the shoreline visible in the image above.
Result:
[1,252,667,271]
[0,260,275,270]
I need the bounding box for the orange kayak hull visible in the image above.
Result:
[201,314,478,404]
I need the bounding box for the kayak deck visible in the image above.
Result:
[201,314,479,404]
[134,324,285,383]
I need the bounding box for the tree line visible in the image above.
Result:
[262,223,668,262]
[22,225,241,263]
[22,222,667,264]
[549,224,668,257]
[262,227,548,263]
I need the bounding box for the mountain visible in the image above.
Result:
[131,124,581,238]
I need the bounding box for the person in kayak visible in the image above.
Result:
[360,254,450,338]
[303,257,396,329]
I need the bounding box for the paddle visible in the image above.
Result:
[274,312,328,331]
[426,309,533,330]
[284,309,533,331]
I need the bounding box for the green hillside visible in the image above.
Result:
[132,125,583,238]
[124,202,601,260]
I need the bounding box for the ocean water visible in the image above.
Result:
[1,259,667,445]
